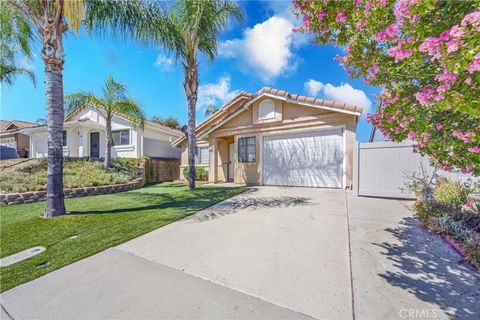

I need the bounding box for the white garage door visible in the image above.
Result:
[0,137,17,149]
[262,129,344,188]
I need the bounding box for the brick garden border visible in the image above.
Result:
[0,177,145,206]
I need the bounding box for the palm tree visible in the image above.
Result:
[154,0,243,190]
[204,105,219,118]
[65,76,144,168]
[0,1,35,86]
[4,0,163,217]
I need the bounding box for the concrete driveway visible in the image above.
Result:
[2,186,480,319]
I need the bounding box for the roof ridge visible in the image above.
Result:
[259,86,363,113]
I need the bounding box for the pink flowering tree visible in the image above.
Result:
[293,0,480,175]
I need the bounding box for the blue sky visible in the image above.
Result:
[1,1,379,142]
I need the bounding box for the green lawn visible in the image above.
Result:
[0,183,246,292]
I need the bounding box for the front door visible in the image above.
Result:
[90,132,100,158]
[228,143,235,181]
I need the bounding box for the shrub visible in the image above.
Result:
[434,179,471,207]
[0,157,141,193]
[414,198,480,270]
[182,166,208,181]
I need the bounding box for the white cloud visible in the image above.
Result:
[219,16,302,82]
[304,80,372,113]
[197,75,240,110]
[305,79,324,96]
[154,54,175,71]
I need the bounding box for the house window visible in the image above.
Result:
[112,129,130,146]
[238,137,256,162]
[258,99,275,120]
[196,146,209,164]
[63,131,67,147]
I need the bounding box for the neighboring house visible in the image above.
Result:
[0,120,39,159]
[22,106,183,159]
[172,87,363,189]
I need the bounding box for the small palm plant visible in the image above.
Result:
[153,0,243,190]
[65,75,144,168]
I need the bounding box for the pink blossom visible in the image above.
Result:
[460,166,474,174]
[336,12,347,23]
[394,0,412,20]
[317,9,327,21]
[465,77,472,84]
[435,70,458,84]
[467,53,480,74]
[356,20,366,30]
[407,131,417,140]
[434,123,444,130]
[468,146,480,153]
[461,11,480,32]
[452,130,463,138]
[415,87,437,106]
[365,1,375,17]
[387,45,413,62]
[464,199,474,209]
[436,83,451,93]
[385,23,400,37]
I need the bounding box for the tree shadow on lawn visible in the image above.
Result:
[375,217,480,319]
[69,188,240,216]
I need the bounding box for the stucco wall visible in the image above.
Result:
[179,140,210,180]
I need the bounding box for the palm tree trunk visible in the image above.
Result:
[43,18,66,217]
[104,114,112,168]
[44,63,66,217]
[184,60,198,190]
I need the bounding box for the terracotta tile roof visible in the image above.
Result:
[0,120,39,132]
[0,120,10,131]
[258,87,364,113]
[172,87,363,147]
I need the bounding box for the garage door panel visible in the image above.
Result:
[263,129,344,188]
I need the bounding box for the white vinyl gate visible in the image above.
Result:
[353,141,478,199]
[262,129,344,188]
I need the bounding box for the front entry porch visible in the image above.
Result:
[208,135,235,183]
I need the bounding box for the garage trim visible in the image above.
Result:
[260,125,346,188]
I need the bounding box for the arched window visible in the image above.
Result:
[258,99,275,120]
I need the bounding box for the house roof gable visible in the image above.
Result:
[65,105,183,136]
[1,120,39,132]
[172,87,363,147]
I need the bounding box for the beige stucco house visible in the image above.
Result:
[0,120,39,158]
[173,87,363,189]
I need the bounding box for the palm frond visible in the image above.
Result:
[0,64,35,86]
[0,1,36,86]
[64,92,103,116]
[115,97,145,127]
[63,0,85,33]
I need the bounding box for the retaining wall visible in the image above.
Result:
[1,157,181,205]
[0,178,144,205]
